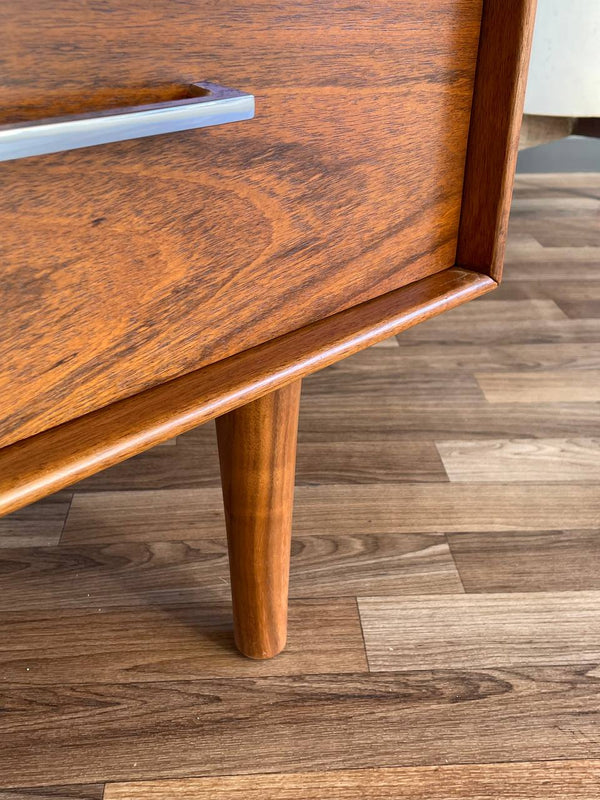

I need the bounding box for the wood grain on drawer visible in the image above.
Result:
[0,0,483,447]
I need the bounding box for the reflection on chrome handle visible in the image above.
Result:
[0,81,255,162]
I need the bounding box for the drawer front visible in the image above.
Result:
[0,0,483,448]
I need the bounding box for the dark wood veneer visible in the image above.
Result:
[0,268,494,518]
[0,0,537,659]
[0,0,483,448]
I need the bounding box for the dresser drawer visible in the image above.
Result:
[0,0,483,448]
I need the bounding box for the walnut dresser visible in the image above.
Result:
[0,0,536,658]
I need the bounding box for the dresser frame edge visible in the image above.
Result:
[0,267,495,516]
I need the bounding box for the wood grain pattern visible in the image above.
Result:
[1,172,597,791]
[367,342,600,372]
[358,591,600,671]
[427,298,568,322]
[0,788,104,800]
[504,261,600,281]
[0,598,366,685]
[0,539,235,610]
[1,666,599,787]
[216,381,301,658]
[546,278,600,320]
[284,483,599,539]
[398,317,600,346]
[371,336,400,349]
[556,300,600,320]
[457,0,537,280]
[294,440,448,484]
[509,193,600,216]
[297,398,600,441]
[510,173,600,199]
[0,534,462,612]
[0,268,494,517]
[437,438,600,482]
[504,236,600,262]
[476,370,600,403]
[61,489,227,542]
[0,0,483,448]
[105,760,600,800]
[60,483,600,544]
[0,492,71,548]
[478,280,600,311]
[448,530,600,593]
[301,369,484,401]
[510,217,600,249]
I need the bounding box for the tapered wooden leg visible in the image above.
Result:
[216,380,301,659]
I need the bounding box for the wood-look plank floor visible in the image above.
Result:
[1,173,599,796]
[104,761,600,800]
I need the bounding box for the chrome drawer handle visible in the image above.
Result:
[0,81,254,162]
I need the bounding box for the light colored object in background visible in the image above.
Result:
[518,114,574,149]
[524,0,600,117]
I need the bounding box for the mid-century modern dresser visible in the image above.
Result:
[0,0,536,657]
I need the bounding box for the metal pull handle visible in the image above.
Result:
[0,81,254,162]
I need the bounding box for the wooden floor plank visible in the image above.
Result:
[0,534,462,612]
[0,539,234,610]
[478,279,600,305]
[288,484,600,536]
[476,370,600,402]
[0,598,366,685]
[448,530,600,593]
[1,172,599,791]
[72,436,221,491]
[437,438,600,482]
[74,423,447,489]
[502,261,600,281]
[294,440,449,484]
[74,418,448,489]
[298,398,600,441]
[0,493,72,549]
[510,195,600,213]
[315,342,600,374]
[358,591,600,671]
[61,484,600,544]
[372,335,400,348]
[1,666,599,787]
[537,282,600,319]
[104,760,600,800]
[61,488,226,542]
[557,300,600,320]
[509,217,600,249]
[541,281,600,303]
[288,533,463,597]
[475,281,600,321]
[512,172,600,196]
[397,318,600,345]
[302,369,485,400]
[476,282,542,302]
[0,787,105,800]
[432,298,568,322]
[502,232,545,258]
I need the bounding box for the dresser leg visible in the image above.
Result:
[216,380,301,659]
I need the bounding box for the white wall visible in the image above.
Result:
[524,0,600,117]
